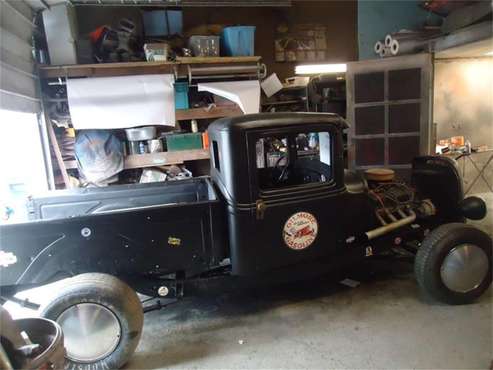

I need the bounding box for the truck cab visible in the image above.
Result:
[208,113,374,275]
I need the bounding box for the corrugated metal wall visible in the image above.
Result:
[0,0,40,113]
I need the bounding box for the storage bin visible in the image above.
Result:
[221,26,255,56]
[143,10,183,36]
[188,36,220,57]
[174,82,189,110]
[166,133,203,151]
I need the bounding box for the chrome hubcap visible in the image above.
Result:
[440,244,489,293]
[57,303,121,363]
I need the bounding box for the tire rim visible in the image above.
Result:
[56,303,121,363]
[440,244,489,293]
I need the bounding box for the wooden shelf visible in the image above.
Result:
[64,149,211,171]
[39,61,175,78]
[176,105,243,120]
[39,56,262,79]
[124,149,210,170]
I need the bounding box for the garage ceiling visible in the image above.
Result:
[25,0,291,10]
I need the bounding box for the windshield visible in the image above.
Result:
[255,131,332,191]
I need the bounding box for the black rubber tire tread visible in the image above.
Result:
[415,223,492,305]
[41,273,143,370]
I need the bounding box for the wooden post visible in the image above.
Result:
[47,121,71,189]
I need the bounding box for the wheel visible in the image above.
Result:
[41,273,143,369]
[415,223,492,305]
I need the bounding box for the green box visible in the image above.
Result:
[166,133,203,151]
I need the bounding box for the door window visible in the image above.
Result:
[256,132,332,190]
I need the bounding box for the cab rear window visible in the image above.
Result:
[256,132,332,190]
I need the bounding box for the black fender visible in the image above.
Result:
[411,156,464,222]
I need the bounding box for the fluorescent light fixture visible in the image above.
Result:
[295,63,347,75]
[484,50,493,56]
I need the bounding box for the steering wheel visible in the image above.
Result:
[275,157,328,184]
[273,153,290,183]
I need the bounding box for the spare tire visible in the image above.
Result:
[41,273,143,369]
[415,223,492,305]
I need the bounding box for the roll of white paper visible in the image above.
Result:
[384,34,393,47]
[67,74,176,129]
[379,46,392,58]
[390,38,426,55]
[374,41,384,54]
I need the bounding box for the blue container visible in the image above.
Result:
[221,26,256,56]
[143,10,183,36]
[174,82,189,110]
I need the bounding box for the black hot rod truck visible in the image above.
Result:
[1,113,491,369]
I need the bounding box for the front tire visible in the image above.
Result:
[41,273,143,369]
[415,223,492,305]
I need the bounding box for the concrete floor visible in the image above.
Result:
[128,268,492,369]
[5,193,493,369]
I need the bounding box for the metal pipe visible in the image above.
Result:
[365,210,416,240]
[397,208,407,218]
[375,212,387,226]
[191,73,258,80]
[189,65,260,76]
[385,209,398,222]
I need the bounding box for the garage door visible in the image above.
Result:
[346,53,434,179]
[0,0,40,113]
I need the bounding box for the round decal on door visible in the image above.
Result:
[283,212,318,250]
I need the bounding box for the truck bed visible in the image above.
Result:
[0,178,228,292]
[27,177,216,221]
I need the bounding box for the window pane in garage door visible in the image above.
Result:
[389,136,420,165]
[388,68,421,101]
[355,106,385,135]
[389,103,421,133]
[355,138,385,166]
[347,54,433,177]
[354,72,384,103]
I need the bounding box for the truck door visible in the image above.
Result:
[241,126,347,274]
